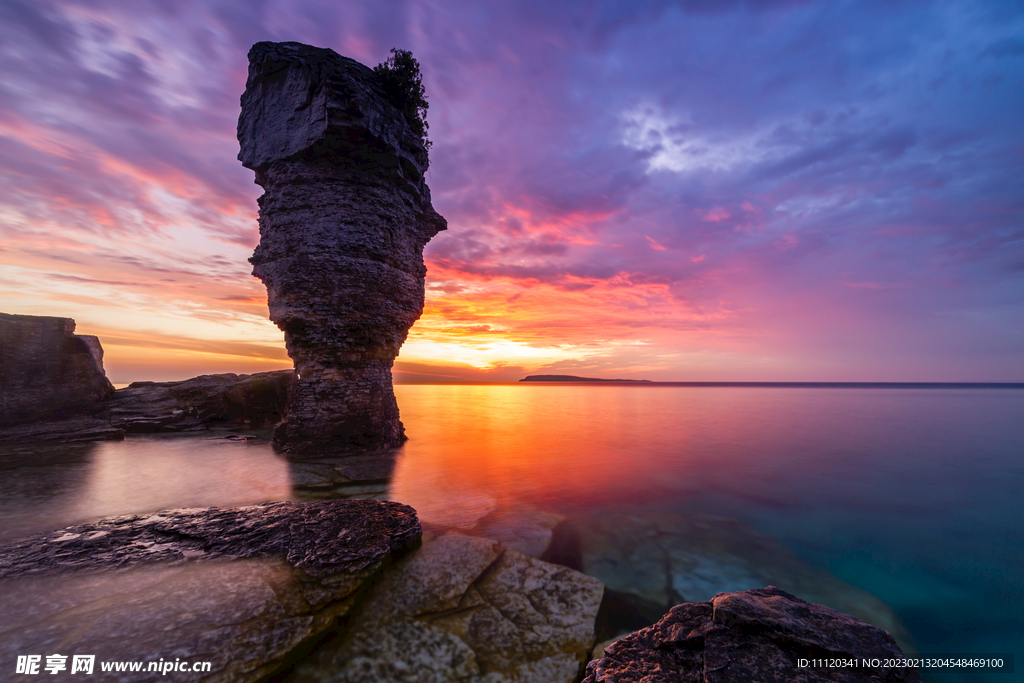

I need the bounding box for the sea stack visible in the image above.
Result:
[0,313,115,427]
[237,42,446,454]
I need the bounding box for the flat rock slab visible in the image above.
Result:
[0,500,420,682]
[583,586,922,683]
[288,533,605,683]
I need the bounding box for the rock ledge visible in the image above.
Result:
[0,500,421,682]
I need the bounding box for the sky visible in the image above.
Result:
[1,0,1022,383]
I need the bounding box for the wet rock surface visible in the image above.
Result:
[0,313,114,427]
[582,586,922,683]
[287,533,605,683]
[0,499,420,682]
[0,417,126,444]
[0,370,294,444]
[238,41,446,454]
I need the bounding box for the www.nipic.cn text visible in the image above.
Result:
[15,655,213,675]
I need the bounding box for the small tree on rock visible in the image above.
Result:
[374,48,431,150]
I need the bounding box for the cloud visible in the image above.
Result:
[0,0,1021,381]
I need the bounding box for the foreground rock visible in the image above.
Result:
[0,313,114,427]
[238,41,447,454]
[288,533,605,683]
[583,586,922,683]
[0,499,420,682]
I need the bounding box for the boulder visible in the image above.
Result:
[286,533,605,683]
[0,313,115,427]
[582,586,922,683]
[0,499,420,682]
[237,41,446,455]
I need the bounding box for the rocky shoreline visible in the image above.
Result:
[0,499,921,683]
[0,501,607,683]
[0,368,295,445]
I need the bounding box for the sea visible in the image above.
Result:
[2,383,1021,682]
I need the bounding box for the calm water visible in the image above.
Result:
[2,385,1021,682]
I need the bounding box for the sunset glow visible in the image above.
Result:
[1,1,1022,383]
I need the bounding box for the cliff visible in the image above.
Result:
[0,313,115,427]
[237,41,446,455]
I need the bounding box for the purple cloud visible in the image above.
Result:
[0,0,1021,379]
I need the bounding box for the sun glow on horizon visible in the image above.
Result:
[398,337,601,370]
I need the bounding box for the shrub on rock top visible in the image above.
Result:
[374,48,431,150]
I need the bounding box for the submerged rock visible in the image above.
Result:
[287,533,605,683]
[237,41,446,455]
[560,511,912,649]
[0,500,420,682]
[0,313,114,427]
[289,451,399,500]
[582,586,922,683]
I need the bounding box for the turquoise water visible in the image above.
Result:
[390,385,1023,682]
[1,385,1021,681]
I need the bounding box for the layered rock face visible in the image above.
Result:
[238,41,446,454]
[0,500,421,682]
[583,586,922,683]
[0,313,115,427]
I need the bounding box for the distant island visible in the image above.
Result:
[519,376,1024,388]
[520,375,652,382]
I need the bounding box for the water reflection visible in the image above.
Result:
[288,451,398,500]
[0,442,97,542]
[0,434,292,541]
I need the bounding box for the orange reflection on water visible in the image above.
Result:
[73,436,293,522]
[390,384,702,529]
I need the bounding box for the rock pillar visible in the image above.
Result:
[237,42,446,454]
